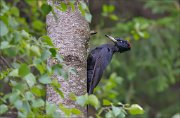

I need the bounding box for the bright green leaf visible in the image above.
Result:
[88,94,100,109]
[59,103,71,116]
[30,45,41,56]
[31,86,45,97]
[10,7,19,17]
[78,4,85,16]
[19,64,30,77]
[69,2,75,11]
[32,20,44,31]
[127,104,144,115]
[52,85,64,98]
[103,99,111,106]
[60,3,67,11]
[110,14,118,21]
[40,35,54,46]
[71,108,81,115]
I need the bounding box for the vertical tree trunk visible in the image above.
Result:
[46,0,89,117]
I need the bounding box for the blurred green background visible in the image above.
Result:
[89,0,180,118]
[1,0,180,118]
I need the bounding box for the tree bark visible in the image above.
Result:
[46,0,89,117]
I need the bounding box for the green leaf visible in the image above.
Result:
[88,94,100,109]
[69,2,75,11]
[51,85,64,98]
[32,99,44,108]
[39,74,52,84]
[10,7,19,17]
[9,91,20,104]
[105,111,114,118]
[110,14,118,21]
[19,64,30,77]
[25,91,35,101]
[102,5,108,12]
[52,79,61,88]
[52,64,63,75]
[41,4,52,15]
[40,35,54,46]
[32,20,44,31]
[14,82,27,92]
[22,101,31,113]
[41,50,51,61]
[103,5,115,13]
[14,100,23,110]
[46,102,57,115]
[9,69,19,77]
[85,13,92,23]
[71,108,81,115]
[24,73,36,88]
[60,3,67,11]
[0,104,8,115]
[30,45,41,56]
[21,30,29,38]
[127,104,144,115]
[61,70,68,80]
[59,103,71,116]
[80,1,87,10]
[0,20,8,36]
[108,5,115,12]
[78,4,85,16]
[49,48,57,57]
[0,1,9,16]
[112,106,121,117]
[103,99,111,106]
[76,94,88,107]
[0,41,11,49]
[31,86,45,97]
[56,54,63,63]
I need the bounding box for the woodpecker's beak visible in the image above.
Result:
[105,35,118,43]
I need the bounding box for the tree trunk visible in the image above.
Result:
[46,0,90,117]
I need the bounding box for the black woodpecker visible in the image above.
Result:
[87,35,131,94]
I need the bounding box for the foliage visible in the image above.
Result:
[1,0,179,118]
[0,0,79,117]
[90,0,180,117]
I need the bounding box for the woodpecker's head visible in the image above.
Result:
[105,35,131,53]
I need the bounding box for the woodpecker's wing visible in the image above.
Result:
[88,46,113,94]
[87,47,102,93]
